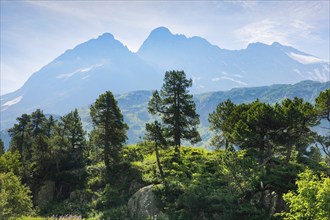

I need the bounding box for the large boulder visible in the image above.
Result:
[127,185,164,220]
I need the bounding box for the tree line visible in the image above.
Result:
[0,70,329,219]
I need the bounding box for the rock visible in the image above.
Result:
[127,185,164,220]
[263,190,278,216]
[250,189,278,217]
[36,180,55,208]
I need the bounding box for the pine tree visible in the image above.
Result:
[50,109,87,198]
[148,70,200,156]
[30,109,52,179]
[145,121,167,182]
[8,114,32,157]
[315,89,330,122]
[8,114,34,183]
[0,138,5,156]
[59,109,86,166]
[90,91,128,173]
[31,109,48,137]
[315,89,330,158]
[209,99,235,149]
[275,98,319,163]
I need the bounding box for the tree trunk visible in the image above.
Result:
[155,144,165,183]
[174,89,181,158]
[104,146,110,170]
[56,159,60,173]
[284,145,293,165]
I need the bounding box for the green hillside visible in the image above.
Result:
[76,80,330,148]
[2,80,329,150]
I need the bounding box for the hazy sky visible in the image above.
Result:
[1,0,329,95]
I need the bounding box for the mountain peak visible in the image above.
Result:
[271,41,282,47]
[150,26,172,37]
[69,32,127,55]
[97,32,115,40]
[246,42,269,49]
[137,27,177,53]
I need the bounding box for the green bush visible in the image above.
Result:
[100,205,129,220]
[0,172,33,218]
[276,168,330,220]
[38,189,94,218]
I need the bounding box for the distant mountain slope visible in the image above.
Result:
[195,80,330,125]
[76,80,330,147]
[2,80,329,149]
[1,34,163,130]
[1,27,329,132]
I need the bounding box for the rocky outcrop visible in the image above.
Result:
[127,185,164,220]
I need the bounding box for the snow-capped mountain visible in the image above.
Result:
[1,27,329,130]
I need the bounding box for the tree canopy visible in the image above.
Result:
[1,76,329,219]
[148,70,201,156]
[0,172,33,219]
[277,169,330,220]
[90,91,128,176]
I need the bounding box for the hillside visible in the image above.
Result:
[77,80,330,148]
[2,80,329,149]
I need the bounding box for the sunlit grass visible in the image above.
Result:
[16,216,83,220]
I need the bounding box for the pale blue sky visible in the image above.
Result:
[1,0,329,95]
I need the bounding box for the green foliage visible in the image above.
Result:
[317,134,330,159]
[0,150,22,175]
[145,121,167,147]
[0,172,33,218]
[276,98,319,161]
[100,205,129,220]
[218,148,259,194]
[8,109,56,182]
[15,217,45,220]
[211,97,319,170]
[0,138,4,156]
[150,147,270,219]
[209,99,235,148]
[8,113,33,163]
[39,189,93,218]
[90,91,128,173]
[218,100,280,164]
[3,86,329,219]
[148,71,201,154]
[316,88,330,122]
[96,184,123,208]
[145,121,167,182]
[86,162,106,190]
[6,108,90,216]
[276,168,330,219]
[123,144,146,162]
[49,109,88,199]
[57,109,87,166]
[73,81,328,148]
[315,89,330,158]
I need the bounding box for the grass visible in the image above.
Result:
[16,216,82,220]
